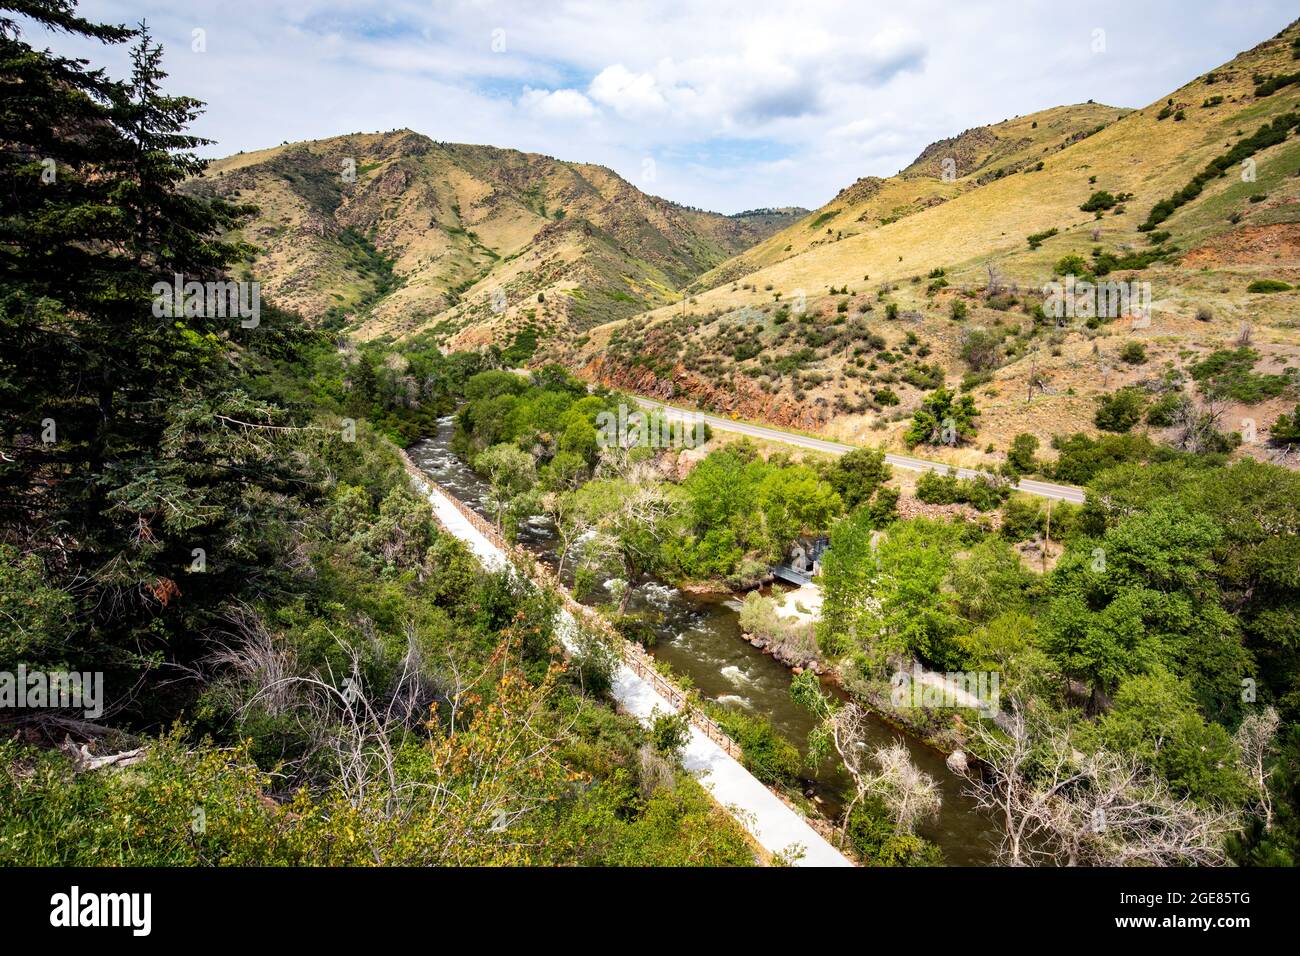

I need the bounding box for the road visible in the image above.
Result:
[633,397,1086,504]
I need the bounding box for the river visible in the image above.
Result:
[411,417,998,865]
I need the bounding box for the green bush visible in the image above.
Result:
[1246,279,1292,293]
[1271,404,1300,445]
[1000,496,1044,541]
[1094,388,1147,433]
[915,470,1009,511]
[1190,347,1291,402]
[1145,391,1186,427]
[709,707,802,785]
[1048,432,1161,484]
[1055,254,1090,276]
[1119,341,1147,365]
[650,710,692,757]
[1027,227,1058,249]
[1005,432,1040,477]
[1080,190,1120,212]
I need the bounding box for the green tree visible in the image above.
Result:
[827,446,891,509]
[1004,433,1039,477]
[475,443,537,534]
[1094,387,1147,433]
[1043,501,1248,713]
[757,465,842,559]
[0,9,306,679]
[823,517,966,669]
[1089,669,1247,807]
[904,387,979,448]
[1271,404,1300,445]
[947,538,1036,626]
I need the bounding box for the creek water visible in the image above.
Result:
[411,417,997,865]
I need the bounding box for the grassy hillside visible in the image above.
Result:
[571,21,1300,472]
[694,102,1128,287]
[188,132,805,350]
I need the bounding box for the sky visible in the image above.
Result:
[29,0,1300,213]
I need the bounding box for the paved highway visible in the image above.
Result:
[633,397,1087,504]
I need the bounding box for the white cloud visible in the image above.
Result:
[588,64,669,118]
[26,0,1300,213]
[519,86,596,121]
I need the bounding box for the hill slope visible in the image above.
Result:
[571,21,1300,471]
[694,102,1129,287]
[188,132,805,349]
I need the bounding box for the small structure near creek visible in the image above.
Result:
[773,534,829,586]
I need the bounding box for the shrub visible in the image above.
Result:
[650,710,691,757]
[828,446,892,508]
[1005,433,1040,477]
[904,387,979,448]
[1055,254,1090,276]
[915,468,962,504]
[1271,404,1300,445]
[1119,341,1147,364]
[709,706,801,785]
[960,328,1001,370]
[1246,279,1291,293]
[1145,391,1186,427]
[1000,496,1044,541]
[1080,190,1119,212]
[915,470,1008,511]
[1027,227,1058,249]
[1094,387,1148,433]
[1048,432,1160,484]
[569,629,620,697]
[1254,72,1300,97]
[1190,347,1291,402]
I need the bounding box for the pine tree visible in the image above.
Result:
[1,4,317,687]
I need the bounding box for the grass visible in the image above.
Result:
[576,25,1300,460]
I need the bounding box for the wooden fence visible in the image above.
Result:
[402,459,743,760]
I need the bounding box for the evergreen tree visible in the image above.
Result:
[0,3,314,697]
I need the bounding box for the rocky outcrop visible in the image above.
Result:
[743,631,824,673]
[581,354,834,431]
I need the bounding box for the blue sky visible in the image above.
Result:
[31,0,1300,213]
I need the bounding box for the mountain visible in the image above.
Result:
[570,21,1300,468]
[186,132,805,352]
[692,102,1129,288]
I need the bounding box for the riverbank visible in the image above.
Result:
[407,419,999,864]
[401,450,853,867]
[742,581,986,778]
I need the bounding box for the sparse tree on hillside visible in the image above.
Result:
[904,387,979,449]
